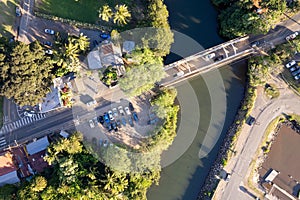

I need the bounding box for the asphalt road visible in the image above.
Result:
[3,98,19,124]
[220,91,300,200]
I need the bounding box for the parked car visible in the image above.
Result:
[112,108,118,117]
[98,116,104,124]
[204,52,215,60]
[103,112,110,124]
[15,7,21,17]
[250,41,260,48]
[118,106,125,116]
[86,100,96,106]
[225,173,231,182]
[45,49,53,55]
[100,33,110,39]
[214,55,224,62]
[286,31,298,41]
[103,140,108,147]
[294,74,300,80]
[124,107,131,115]
[44,29,55,35]
[108,110,114,121]
[116,120,122,128]
[111,122,118,132]
[107,123,113,132]
[148,118,158,125]
[89,120,95,128]
[121,117,126,126]
[43,41,53,47]
[292,68,300,76]
[128,117,134,127]
[24,111,34,117]
[132,112,139,122]
[285,60,296,68]
[99,139,103,146]
[246,116,256,126]
[129,102,134,111]
[290,66,297,72]
[93,40,99,47]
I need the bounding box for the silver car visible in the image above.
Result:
[124,107,131,115]
[108,110,114,121]
[112,108,118,117]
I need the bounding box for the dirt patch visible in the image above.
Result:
[258,124,300,199]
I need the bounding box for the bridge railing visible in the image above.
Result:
[164,36,250,71]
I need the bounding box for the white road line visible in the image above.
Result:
[0,136,5,140]
[0,139,5,143]
[16,121,20,127]
[0,141,6,146]
[21,119,25,126]
[13,122,17,128]
[36,114,41,120]
[42,113,46,118]
[28,117,33,123]
[25,118,29,124]
[33,115,37,120]
[3,125,8,132]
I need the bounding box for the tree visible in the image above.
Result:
[99,5,113,22]
[119,49,165,97]
[0,41,54,106]
[113,4,131,25]
[31,176,47,192]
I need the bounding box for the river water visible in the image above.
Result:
[147,0,247,200]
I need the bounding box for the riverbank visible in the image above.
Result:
[197,79,257,199]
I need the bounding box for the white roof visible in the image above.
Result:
[60,130,69,138]
[265,169,279,182]
[87,50,103,69]
[0,171,19,186]
[26,136,49,155]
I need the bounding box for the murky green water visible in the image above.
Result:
[147,0,247,199]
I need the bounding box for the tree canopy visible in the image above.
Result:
[0,40,54,106]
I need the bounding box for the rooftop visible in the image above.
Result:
[0,151,16,176]
[26,136,50,156]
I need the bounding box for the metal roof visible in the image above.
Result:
[0,171,19,186]
[26,136,49,155]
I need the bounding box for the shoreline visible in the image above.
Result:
[197,82,256,199]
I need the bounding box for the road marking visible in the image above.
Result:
[13,122,17,128]
[3,126,8,132]
[0,139,5,143]
[21,119,25,126]
[0,142,6,146]
[0,136,5,140]
[25,118,29,124]
[16,121,20,127]
[42,113,46,118]
[36,114,41,120]
[33,115,37,120]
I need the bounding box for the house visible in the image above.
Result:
[25,136,50,156]
[0,151,20,186]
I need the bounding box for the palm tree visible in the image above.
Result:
[113,4,131,25]
[77,33,90,52]
[99,5,113,22]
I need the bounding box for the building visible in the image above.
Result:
[25,136,50,156]
[0,151,20,186]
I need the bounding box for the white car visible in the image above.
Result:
[45,49,53,55]
[45,29,55,35]
[89,120,95,128]
[204,52,215,60]
[86,100,96,106]
[118,106,125,116]
[24,111,34,117]
[112,108,118,117]
[285,60,296,68]
[290,66,297,72]
[124,107,131,115]
[294,74,300,80]
[286,32,298,41]
[108,110,114,121]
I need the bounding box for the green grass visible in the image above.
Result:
[282,69,300,93]
[0,0,19,37]
[35,0,131,24]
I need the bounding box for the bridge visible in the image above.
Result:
[159,36,257,87]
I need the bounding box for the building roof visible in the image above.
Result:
[122,41,135,53]
[28,150,49,173]
[0,152,16,176]
[87,50,103,69]
[26,136,50,155]
[0,171,20,186]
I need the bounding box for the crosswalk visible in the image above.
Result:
[0,113,46,134]
[0,136,6,148]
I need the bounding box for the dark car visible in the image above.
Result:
[93,40,99,47]
[214,55,224,62]
[148,118,158,125]
[100,33,110,39]
[103,112,110,124]
[116,119,122,128]
[45,29,55,35]
[107,123,113,132]
[250,41,260,48]
[98,116,104,124]
[43,41,53,47]
[111,122,118,132]
[129,102,134,111]
[132,112,139,122]
[121,117,126,126]
[246,116,256,126]
[128,117,134,127]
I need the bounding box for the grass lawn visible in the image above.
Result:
[35,0,131,24]
[0,0,19,37]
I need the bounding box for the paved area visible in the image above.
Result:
[214,79,300,200]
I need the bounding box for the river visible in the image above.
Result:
[147,0,247,200]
